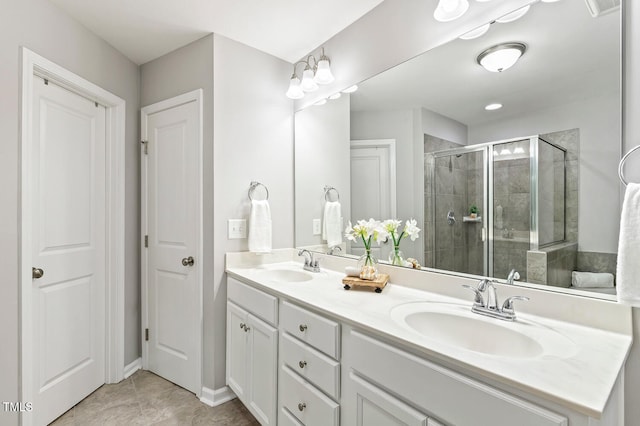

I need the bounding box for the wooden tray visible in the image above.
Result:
[342,274,389,293]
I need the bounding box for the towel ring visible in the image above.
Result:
[248,181,269,201]
[619,145,640,186]
[324,185,340,202]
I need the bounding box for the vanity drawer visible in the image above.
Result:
[280,365,340,426]
[345,328,568,426]
[280,301,340,359]
[280,332,340,399]
[227,276,277,325]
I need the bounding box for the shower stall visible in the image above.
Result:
[425,135,567,281]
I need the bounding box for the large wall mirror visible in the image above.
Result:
[294,0,621,297]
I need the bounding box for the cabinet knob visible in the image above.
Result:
[239,322,246,330]
[298,402,306,412]
[298,360,307,369]
[299,324,308,332]
[244,325,250,332]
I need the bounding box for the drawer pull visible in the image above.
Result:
[298,402,306,412]
[299,324,308,332]
[298,360,307,369]
[239,322,246,330]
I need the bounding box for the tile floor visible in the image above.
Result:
[49,369,259,425]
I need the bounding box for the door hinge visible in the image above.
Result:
[144,235,148,248]
[141,140,148,155]
[145,328,149,341]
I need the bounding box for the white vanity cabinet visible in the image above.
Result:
[278,300,341,426]
[227,277,278,425]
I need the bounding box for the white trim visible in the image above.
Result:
[124,358,142,379]
[19,48,126,425]
[350,139,398,217]
[200,386,237,407]
[140,89,204,397]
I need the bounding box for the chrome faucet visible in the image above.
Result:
[507,269,520,285]
[298,249,321,273]
[327,245,342,255]
[462,279,529,321]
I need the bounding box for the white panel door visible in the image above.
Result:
[350,141,396,260]
[246,313,277,425]
[31,75,106,425]
[227,301,249,400]
[144,96,201,394]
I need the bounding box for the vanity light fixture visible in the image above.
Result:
[500,147,512,156]
[285,47,335,99]
[477,42,526,72]
[342,85,359,93]
[328,92,342,100]
[434,0,469,22]
[485,103,502,110]
[495,5,531,23]
[513,146,526,154]
[460,23,491,40]
[314,99,328,106]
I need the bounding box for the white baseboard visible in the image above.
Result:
[200,385,236,407]
[123,357,142,379]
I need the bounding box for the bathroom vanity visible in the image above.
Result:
[225,249,631,426]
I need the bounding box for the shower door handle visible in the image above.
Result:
[447,210,456,225]
[482,227,486,242]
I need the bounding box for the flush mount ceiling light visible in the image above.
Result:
[434,0,470,22]
[477,42,526,72]
[285,47,335,99]
[495,5,531,23]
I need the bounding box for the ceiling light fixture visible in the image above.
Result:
[328,92,342,100]
[285,47,335,99]
[485,103,503,110]
[495,5,531,23]
[459,23,491,40]
[434,0,470,22]
[477,42,526,72]
[342,85,359,94]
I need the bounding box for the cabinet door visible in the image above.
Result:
[227,301,249,400]
[247,313,278,425]
[346,372,428,426]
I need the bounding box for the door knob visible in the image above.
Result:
[182,256,195,267]
[32,267,44,279]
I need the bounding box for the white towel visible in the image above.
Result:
[248,199,272,253]
[571,271,614,288]
[616,183,640,306]
[322,201,342,247]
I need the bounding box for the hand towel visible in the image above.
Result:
[571,271,614,288]
[616,183,640,306]
[322,201,342,247]
[248,199,272,253]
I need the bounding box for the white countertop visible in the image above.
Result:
[226,250,632,419]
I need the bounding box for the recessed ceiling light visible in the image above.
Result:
[460,23,491,40]
[477,42,526,72]
[328,92,342,100]
[314,99,327,106]
[495,5,531,23]
[342,85,359,93]
[485,103,503,110]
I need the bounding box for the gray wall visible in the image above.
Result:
[213,34,294,390]
[140,34,215,388]
[0,0,140,424]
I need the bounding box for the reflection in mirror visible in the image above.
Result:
[294,0,621,296]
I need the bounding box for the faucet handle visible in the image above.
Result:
[501,296,529,313]
[462,284,484,307]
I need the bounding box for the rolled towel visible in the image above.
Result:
[571,271,614,288]
[617,183,640,306]
[248,199,272,253]
[322,201,343,247]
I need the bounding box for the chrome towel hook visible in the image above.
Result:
[248,181,269,201]
[619,145,640,186]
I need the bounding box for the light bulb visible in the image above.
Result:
[500,148,512,155]
[460,23,491,40]
[495,5,530,23]
[285,75,304,99]
[342,85,358,93]
[314,99,327,106]
[301,67,318,92]
[434,0,469,22]
[314,58,335,84]
[328,92,342,100]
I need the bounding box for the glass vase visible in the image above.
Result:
[357,250,378,280]
[389,247,405,266]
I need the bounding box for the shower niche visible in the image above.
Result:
[425,135,572,285]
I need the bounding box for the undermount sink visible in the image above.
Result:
[258,269,313,283]
[390,302,577,359]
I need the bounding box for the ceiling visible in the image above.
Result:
[350,0,620,127]
[49,0,385,65]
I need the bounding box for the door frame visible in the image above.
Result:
[19,47,126,423]
[140,89,204,396]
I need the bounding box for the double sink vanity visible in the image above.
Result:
[225,249,631,426]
